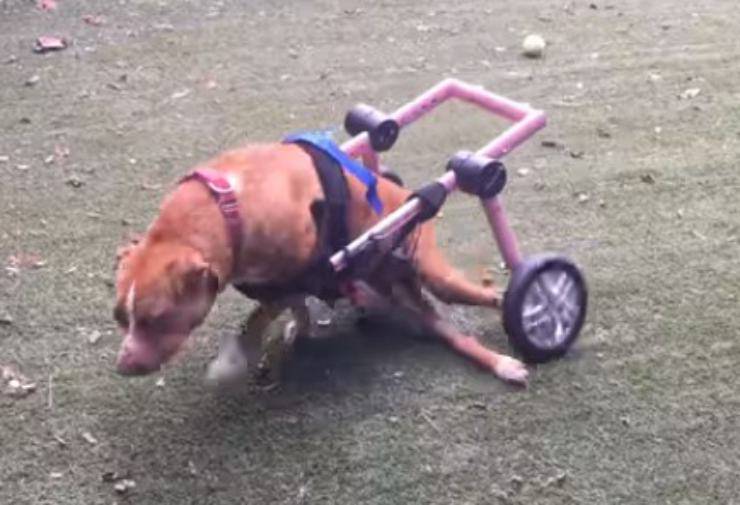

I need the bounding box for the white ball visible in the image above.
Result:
[522,34,546,58]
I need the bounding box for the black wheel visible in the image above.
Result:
[381,170,404,187]
[503,254,587,363]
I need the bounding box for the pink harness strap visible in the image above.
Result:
[180,169,243,262]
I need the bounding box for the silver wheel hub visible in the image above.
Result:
[521,267,583,349]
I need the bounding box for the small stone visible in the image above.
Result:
[388,416,399,424]
[0,155,9,163]
[481,273,494,286]
[113,479,136,494]
[676,209,684,218]
[25,75,40,87]
[576,192,590,204]
[87,330,102,345]
[568,150,585,159]
[516,168,531,177]
[317,317,332,327]
[16,164,30,171]
[510,475,524,491]
[522,34,546,58]
[44,155,55,165]
[50,472,63,479]
[620,416,631,426]
[0,314,13,326]
[81,431,98,445]
[5,55,18,64]
[596,128,612,139]
[155,377,166,388]
[66,176,84,188]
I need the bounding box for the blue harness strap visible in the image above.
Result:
[283,131,384,215]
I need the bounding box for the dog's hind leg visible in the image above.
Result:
[390,278,528,385]
[413,223,503,309]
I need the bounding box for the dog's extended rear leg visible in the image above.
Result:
[414,223,503,308]
[392,280,528,385]
[206,302,285,385]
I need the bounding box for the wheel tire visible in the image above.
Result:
[502,254,588,363]
[381,170,404,187]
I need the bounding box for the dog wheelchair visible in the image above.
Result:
[323,78,588,363]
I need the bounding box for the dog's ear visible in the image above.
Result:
[173,255,220,296]
[115,233,142,269]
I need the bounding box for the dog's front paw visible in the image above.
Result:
[493,356,529,385]
[205,349,249,387]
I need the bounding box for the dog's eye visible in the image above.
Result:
[138,314,171,333]
[113,305,129,329]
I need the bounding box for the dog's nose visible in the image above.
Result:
[116,359,156,376]
[115,349,160,376]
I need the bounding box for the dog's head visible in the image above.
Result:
[113,238,219,376]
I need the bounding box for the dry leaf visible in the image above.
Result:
[33,36,68,53]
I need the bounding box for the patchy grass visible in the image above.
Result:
[1,0,739,504]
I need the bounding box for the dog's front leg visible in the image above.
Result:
[206,303,285,386]
[391,279,528,385]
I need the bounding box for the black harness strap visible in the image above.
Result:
[233,144,350,302]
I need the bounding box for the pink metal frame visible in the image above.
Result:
[330,78,547,272]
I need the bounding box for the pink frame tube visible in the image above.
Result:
[332,78,547,271]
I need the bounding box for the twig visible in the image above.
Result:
[420,410,441,434]
[47,373,53,410]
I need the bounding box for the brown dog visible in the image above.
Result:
[113,143,528,384]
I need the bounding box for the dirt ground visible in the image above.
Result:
[1,0,739,504]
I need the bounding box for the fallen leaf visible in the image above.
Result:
[82,14,105,26]
[8,253,45,269]
[541,140,563,149]
[38,0,57,11]
[33,36,68,53]
[101,471,119,483]
[679,88,701,100]
[171,89,191,100]
[640,173,656,184]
